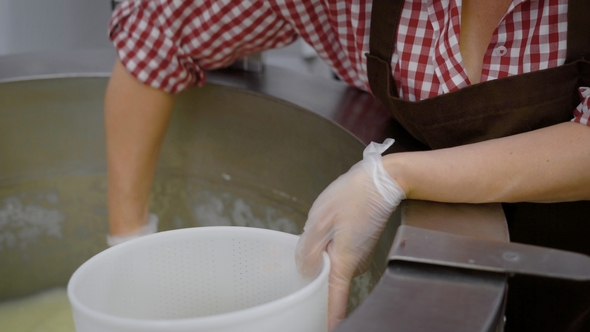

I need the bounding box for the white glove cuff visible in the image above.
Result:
[106,213,159,247]
[363,138,406,207]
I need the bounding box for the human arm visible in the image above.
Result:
[296,120,590,330]
[388,121,590,204]
[105,59,175,237]
[104,0,303,241]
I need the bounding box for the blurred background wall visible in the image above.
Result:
[0,0,112,55]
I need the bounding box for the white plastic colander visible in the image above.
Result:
[67,226,329,332]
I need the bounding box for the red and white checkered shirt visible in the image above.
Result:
[109,0,590,125]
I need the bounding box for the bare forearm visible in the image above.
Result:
[105,60,175,235]
[385,122,590,204]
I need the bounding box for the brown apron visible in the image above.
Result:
[366,0,590,331]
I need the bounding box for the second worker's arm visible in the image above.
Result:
[105,59,175,237]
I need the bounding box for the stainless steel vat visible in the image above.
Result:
[0,50,511,331]
[0,50,400,309]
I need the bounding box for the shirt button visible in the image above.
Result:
[495,46,508,56]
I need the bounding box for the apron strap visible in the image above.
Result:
[566,0,590,63]
[366,0,404,98]
[367,0,403,63]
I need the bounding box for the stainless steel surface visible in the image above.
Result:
[0,50,399,310]
[0,49,402,147]
[0,49,113,83]
[0,50,510,331]
[402,200,509,241]
[390,225,590,281]
[336,262,507,332]
[0,70,369,302]
[336,201,510,332]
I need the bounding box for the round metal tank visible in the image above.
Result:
[0,51,514,332]
[0,51,401,314]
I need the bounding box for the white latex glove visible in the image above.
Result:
[106,213,159,247]
[295,138,405,330]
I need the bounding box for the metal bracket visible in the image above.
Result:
[390,225,590,281]
[227,53,265,73]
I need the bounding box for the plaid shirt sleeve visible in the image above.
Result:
[109,0,590,128]
[109,0,298,94]
[572,87,590,126]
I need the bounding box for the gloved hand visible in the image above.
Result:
[106,213,159,246]
[295,138,405,330]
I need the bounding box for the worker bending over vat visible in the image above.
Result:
[104,1,590,331]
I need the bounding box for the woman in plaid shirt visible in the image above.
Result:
[105,0,590,330]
